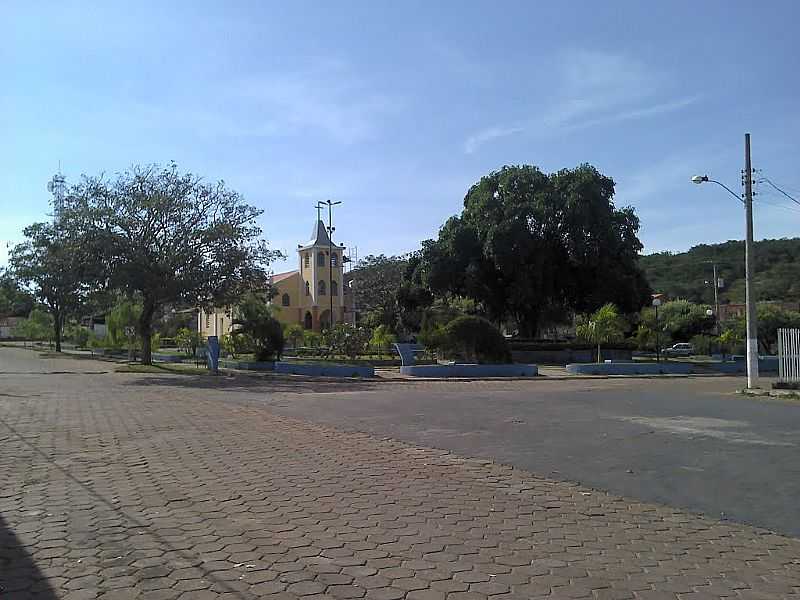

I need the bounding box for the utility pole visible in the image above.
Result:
[704,260,721,335]
[319,199,342,329]
[743,133,759,388]
[712,262,720,333]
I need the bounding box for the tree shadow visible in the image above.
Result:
[119,371,389,394]
[0,513,59,599]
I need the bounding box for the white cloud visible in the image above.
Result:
[228,60,403,145]
[80,58,403,147]
[464,126,525,154]
[463,49,699,153]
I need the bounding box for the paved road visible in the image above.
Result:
[1,347,799,599]
[263,377,800,538]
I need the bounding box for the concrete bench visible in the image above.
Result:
[393,343,426,367]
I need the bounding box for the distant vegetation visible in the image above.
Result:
[639,238,800,304]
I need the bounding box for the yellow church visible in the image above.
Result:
[197,219,354,337]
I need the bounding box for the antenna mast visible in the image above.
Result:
[47,163,67,225]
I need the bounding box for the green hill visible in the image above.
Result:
[639,238,800,305]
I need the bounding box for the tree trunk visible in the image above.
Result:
[517,311,540,339]
[597,342,601,363]
[139,296,157,365]
[52,308,62,353]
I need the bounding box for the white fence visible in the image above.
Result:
[777,328,800,383]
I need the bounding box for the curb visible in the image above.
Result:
[737,388,800,401]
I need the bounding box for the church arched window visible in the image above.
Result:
[318,280,326,295]
[305,281,310,296]
[317,252,325,266]
[331,280,338,296]
[304,253,309,268]
[331,253,338,267]
[281,293,290,306]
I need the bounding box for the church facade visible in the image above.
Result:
[197,219,354,337]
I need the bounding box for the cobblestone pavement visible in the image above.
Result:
[1,367,799,598]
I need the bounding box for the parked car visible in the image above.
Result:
[662,342,694,357]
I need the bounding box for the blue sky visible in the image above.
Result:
[3,0,800,272]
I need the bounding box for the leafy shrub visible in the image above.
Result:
[175,327,201,357]
[434,315,511,364]
[509,340,636,351]
[323,324,371,359]
[107,298,142,348]
[233,293,285,362]
[284,324,305,349]
[66,324,91,348]
[87,331,102,349]
[220,331,253,358]
[369,324,397,353]
[13,307,52,342]
[303,330,322,348]
[690,334,718,356]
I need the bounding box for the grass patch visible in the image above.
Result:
[116,363,212,375]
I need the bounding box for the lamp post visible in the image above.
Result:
[691,133,758,388]
[652,297,661,363]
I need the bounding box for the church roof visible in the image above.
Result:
[299,219,343,250]
[271,270,298,284]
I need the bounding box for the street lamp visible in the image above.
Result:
[317,199,342,330]
[691,175,743,204]
[691,133,758,388]
[652,296,662,363]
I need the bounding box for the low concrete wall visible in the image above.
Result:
[511,348,632,364]
[219,359,374,377]
[702,358,778,373]
[151,352,187,363]
[566,358,779,376]
[400,364,538,378]
[219,360,275,371]
[566,362,697,375]
[275,362,374,378]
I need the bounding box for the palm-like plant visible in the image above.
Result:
[576,303,627,363]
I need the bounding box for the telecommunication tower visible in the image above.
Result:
[47,163,67,224]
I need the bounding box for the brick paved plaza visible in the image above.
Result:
[1,350,799,599]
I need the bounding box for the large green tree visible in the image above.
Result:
[348,254,407,331]
[640,299,715,343]
[404,164,650,337]
[10,222,97,351]
[725,303,800,354]
[64,163,282,364]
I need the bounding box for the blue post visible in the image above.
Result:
[207,336,220,373]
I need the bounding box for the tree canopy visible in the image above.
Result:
[10,221,99,351]
[402,164,650,337]
[348,254,407,331]
[63,163,282,363]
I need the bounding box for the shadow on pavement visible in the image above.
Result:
[0,514,58,599]
[119,372,386,394]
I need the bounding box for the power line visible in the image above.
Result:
[755,196,800,215]
[758,176,800,207]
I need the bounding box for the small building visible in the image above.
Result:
[80,314,107,338]
[197,218,354,337]
[717,300,800,322]
[0,316,24,338]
